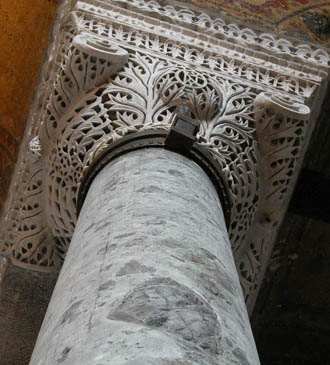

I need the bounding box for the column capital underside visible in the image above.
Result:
[0,0,329,311]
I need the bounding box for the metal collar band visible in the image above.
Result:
[78,130,232,228]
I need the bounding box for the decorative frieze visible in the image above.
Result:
[1,0,328,310]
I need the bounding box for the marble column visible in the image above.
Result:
[30,148,259,364]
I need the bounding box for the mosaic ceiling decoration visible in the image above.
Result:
[187,0,330,45]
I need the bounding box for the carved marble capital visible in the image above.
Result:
[1,0,328,311]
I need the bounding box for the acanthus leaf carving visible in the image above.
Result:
[45,33,128,141]
[237,93,311,310]
[44,54,260,262]
[0,0,325,312]
[254,92,310,227]
[8,165,58,271]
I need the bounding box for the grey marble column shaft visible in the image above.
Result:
[30,148,259,364]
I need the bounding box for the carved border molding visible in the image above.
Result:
[0,0,328,312]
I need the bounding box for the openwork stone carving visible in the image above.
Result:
[237,93,311,307]
[255,93,310,227]
[45,33,128,140]
[46,56,259,258]
[1,0,328,310]
[2,30,129,270]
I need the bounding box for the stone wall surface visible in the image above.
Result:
[252,212,330,364]
[0,258,57,365]
[30,148,259,364]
